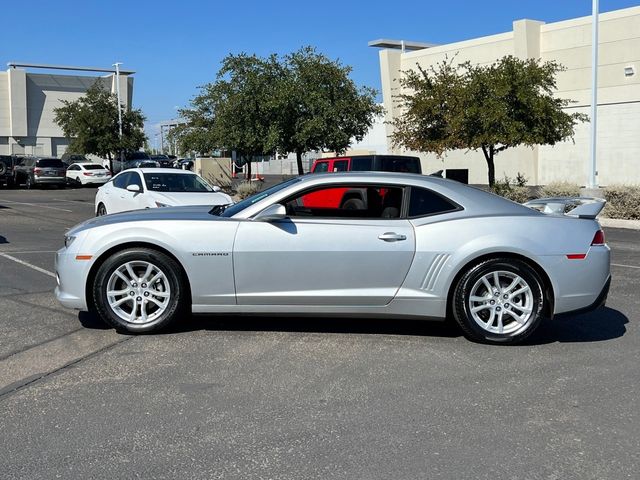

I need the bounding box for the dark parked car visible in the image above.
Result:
[111,151,154,174]
[150,154,173,168]
[13,157,67,189]
[61,153,89,164]
[0,155,18,188]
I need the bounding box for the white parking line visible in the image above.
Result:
[611,263,640,270]
[0,253,56,278]
[0,198,73,213]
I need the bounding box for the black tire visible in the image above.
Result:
[451,258,545,345]
[341,197,365,210]
[25,175,33,189]
[92,248,188,333]
[75,177,82,187]
[0,163,6,176]
[96,203,107,216]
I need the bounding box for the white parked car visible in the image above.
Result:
[65,162,112,186]
[94,168,232,216]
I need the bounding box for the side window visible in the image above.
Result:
[350,157,373,171]
[284,185,404,219]
[408,187,459,217]
[333,160,349,172]
[128,172,144,190]
[113,172,131,189]
[380,157,421,173]
[313,161,329,173]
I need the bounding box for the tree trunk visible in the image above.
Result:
[481,145,496,187]
[296,150,304,176]
[107,152,113,175]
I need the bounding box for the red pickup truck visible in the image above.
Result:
[304,155,421,210]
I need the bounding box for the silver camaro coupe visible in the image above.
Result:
[55,172,611,344]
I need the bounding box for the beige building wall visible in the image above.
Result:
[379,6,640,185]
[0,68,134,157]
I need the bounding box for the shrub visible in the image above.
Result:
[603,185,640,220]
[539,181,580,198]
[235,181,261,199]
[492,174,532,203]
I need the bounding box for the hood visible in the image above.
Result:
[150,191,233,206]
[68,205,226,235]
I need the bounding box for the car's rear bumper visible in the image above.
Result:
[555,275,610,318]
[34,176,66,184]
[82,177,110,184]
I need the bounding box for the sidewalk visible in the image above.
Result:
[599,217,640,230]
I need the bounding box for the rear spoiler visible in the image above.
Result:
[523,197,606,219]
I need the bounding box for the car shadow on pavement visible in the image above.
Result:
[524,307,628,345]
[77,306,627,344]
[169,314,463,339]
[0,235,8,244]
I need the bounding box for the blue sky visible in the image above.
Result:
[2,0,639,133]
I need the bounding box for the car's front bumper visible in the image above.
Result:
[55,248,91,310]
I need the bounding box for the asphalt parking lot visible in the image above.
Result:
[1,185,639,479]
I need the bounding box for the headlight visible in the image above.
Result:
[155,202,172,208]
[64,235,76,248]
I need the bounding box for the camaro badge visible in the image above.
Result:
[192,252,229,256]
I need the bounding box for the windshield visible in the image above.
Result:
[219,177,301,217]
[126,151,151,161]
[143,172,214,192]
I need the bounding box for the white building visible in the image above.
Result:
[374,6,640,185]
[0,63,134,157]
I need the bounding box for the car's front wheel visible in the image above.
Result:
[452,258,545,345]
[96,203,107,216]
[93,248,187,333]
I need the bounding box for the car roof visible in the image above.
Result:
[133,168,196,174]
[275,172,536,217]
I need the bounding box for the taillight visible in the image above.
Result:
[33,168,42,175]
[83,172,94,176]
[591,230,606,246]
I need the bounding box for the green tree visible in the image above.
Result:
[391,56,587,186]
[174,47,382,176]
[174,54,281,179]
[54,82,146,172]
[276,47,383,174]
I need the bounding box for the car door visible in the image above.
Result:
[116,171,146,211]
[233,183,415,306]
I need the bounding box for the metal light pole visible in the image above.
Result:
[113,62,124,171]
[588,0,599,189]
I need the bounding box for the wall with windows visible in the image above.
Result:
[378,6,640,185]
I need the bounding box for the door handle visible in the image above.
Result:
[378,232,407,242]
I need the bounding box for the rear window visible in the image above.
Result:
[36,159,65,168]
[408,187,460,217]
[83,164,104,170]
[380,157,421,174]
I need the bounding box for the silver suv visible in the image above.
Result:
[13,157,67,189]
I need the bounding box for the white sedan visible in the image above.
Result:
[94,168,233,216]
[66,162,112,186]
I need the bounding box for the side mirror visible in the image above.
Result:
[126,184,141,193]
[254,203,287,222]
[212,185,221,192]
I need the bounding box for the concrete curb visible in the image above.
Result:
[599,217,640,230]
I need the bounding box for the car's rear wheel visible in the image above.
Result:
[452,258,545,345]
[25,176,33,189]
[96,203,107,216]
[93,248,187,333]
